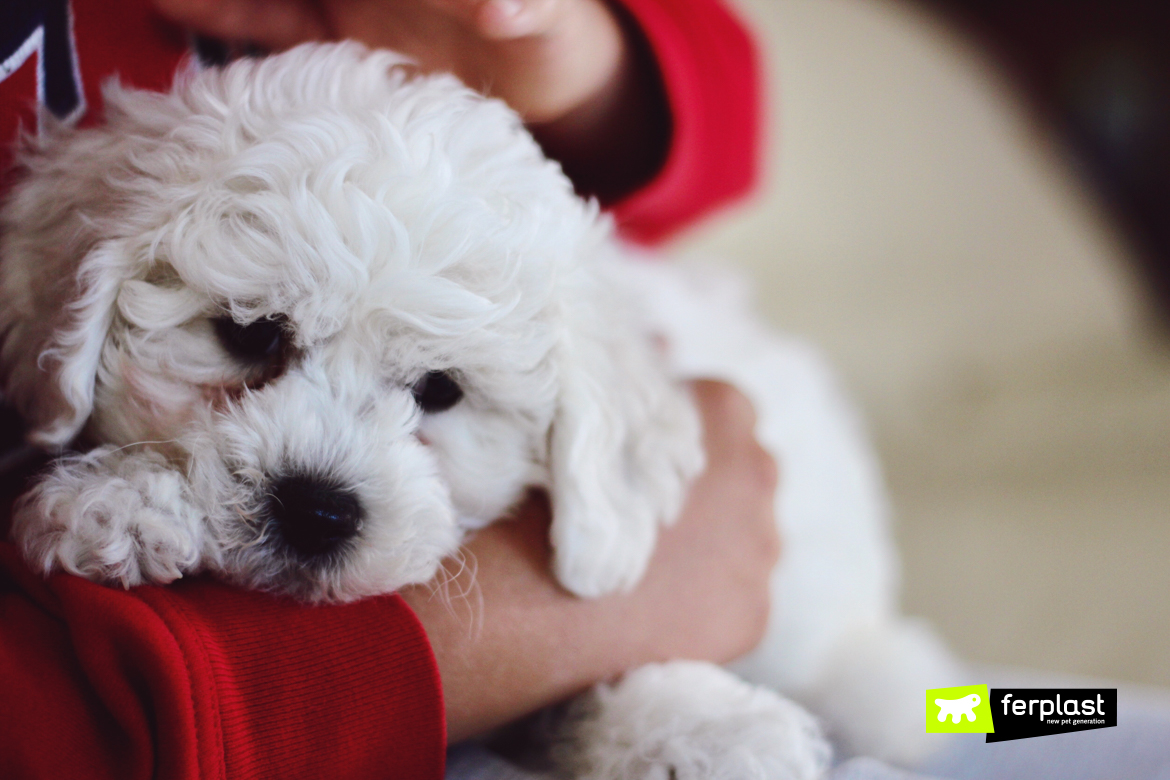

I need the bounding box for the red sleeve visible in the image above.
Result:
[607,0,764,245]
[0,541,445,780]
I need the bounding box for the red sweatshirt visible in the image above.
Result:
[0,1,760,777]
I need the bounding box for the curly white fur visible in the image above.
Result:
[17,445,212,585]
[0,42,962,777]
[1,43,701,603]
[558,662,830,780]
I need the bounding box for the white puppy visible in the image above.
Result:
[1,43,956,778]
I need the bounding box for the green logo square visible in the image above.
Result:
[926,684,995,733]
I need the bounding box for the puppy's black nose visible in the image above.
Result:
[266,476,363,558]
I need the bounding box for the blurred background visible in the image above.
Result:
[676,0,1170,686]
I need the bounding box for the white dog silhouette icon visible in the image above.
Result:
[935,693,981,723]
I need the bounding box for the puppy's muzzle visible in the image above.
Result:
[265,475,364,558]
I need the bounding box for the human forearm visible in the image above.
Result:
[402,494,630,743]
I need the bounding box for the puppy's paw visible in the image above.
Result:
[556,661,830,780]
[12,446,209,586]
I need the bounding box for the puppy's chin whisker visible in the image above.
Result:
[427,548,484,642]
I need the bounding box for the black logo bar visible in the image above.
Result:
[987,688,1117,743]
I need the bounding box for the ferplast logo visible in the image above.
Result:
[985,688,1117,743]
[926,685,995,734]
[926,686,1117,742]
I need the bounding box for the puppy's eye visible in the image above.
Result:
[213,314,287,364]
[411,371,463,413]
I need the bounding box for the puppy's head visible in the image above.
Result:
[1,43,700,601]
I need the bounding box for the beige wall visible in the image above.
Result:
[673,0,1170,685]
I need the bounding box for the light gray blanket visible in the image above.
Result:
[446,668,1170,780]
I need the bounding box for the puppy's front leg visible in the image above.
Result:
[12,446,211,587]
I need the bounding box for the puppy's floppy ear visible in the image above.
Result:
[0,122,132,449]
[547,308,704,599]
[0,238,124,448]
